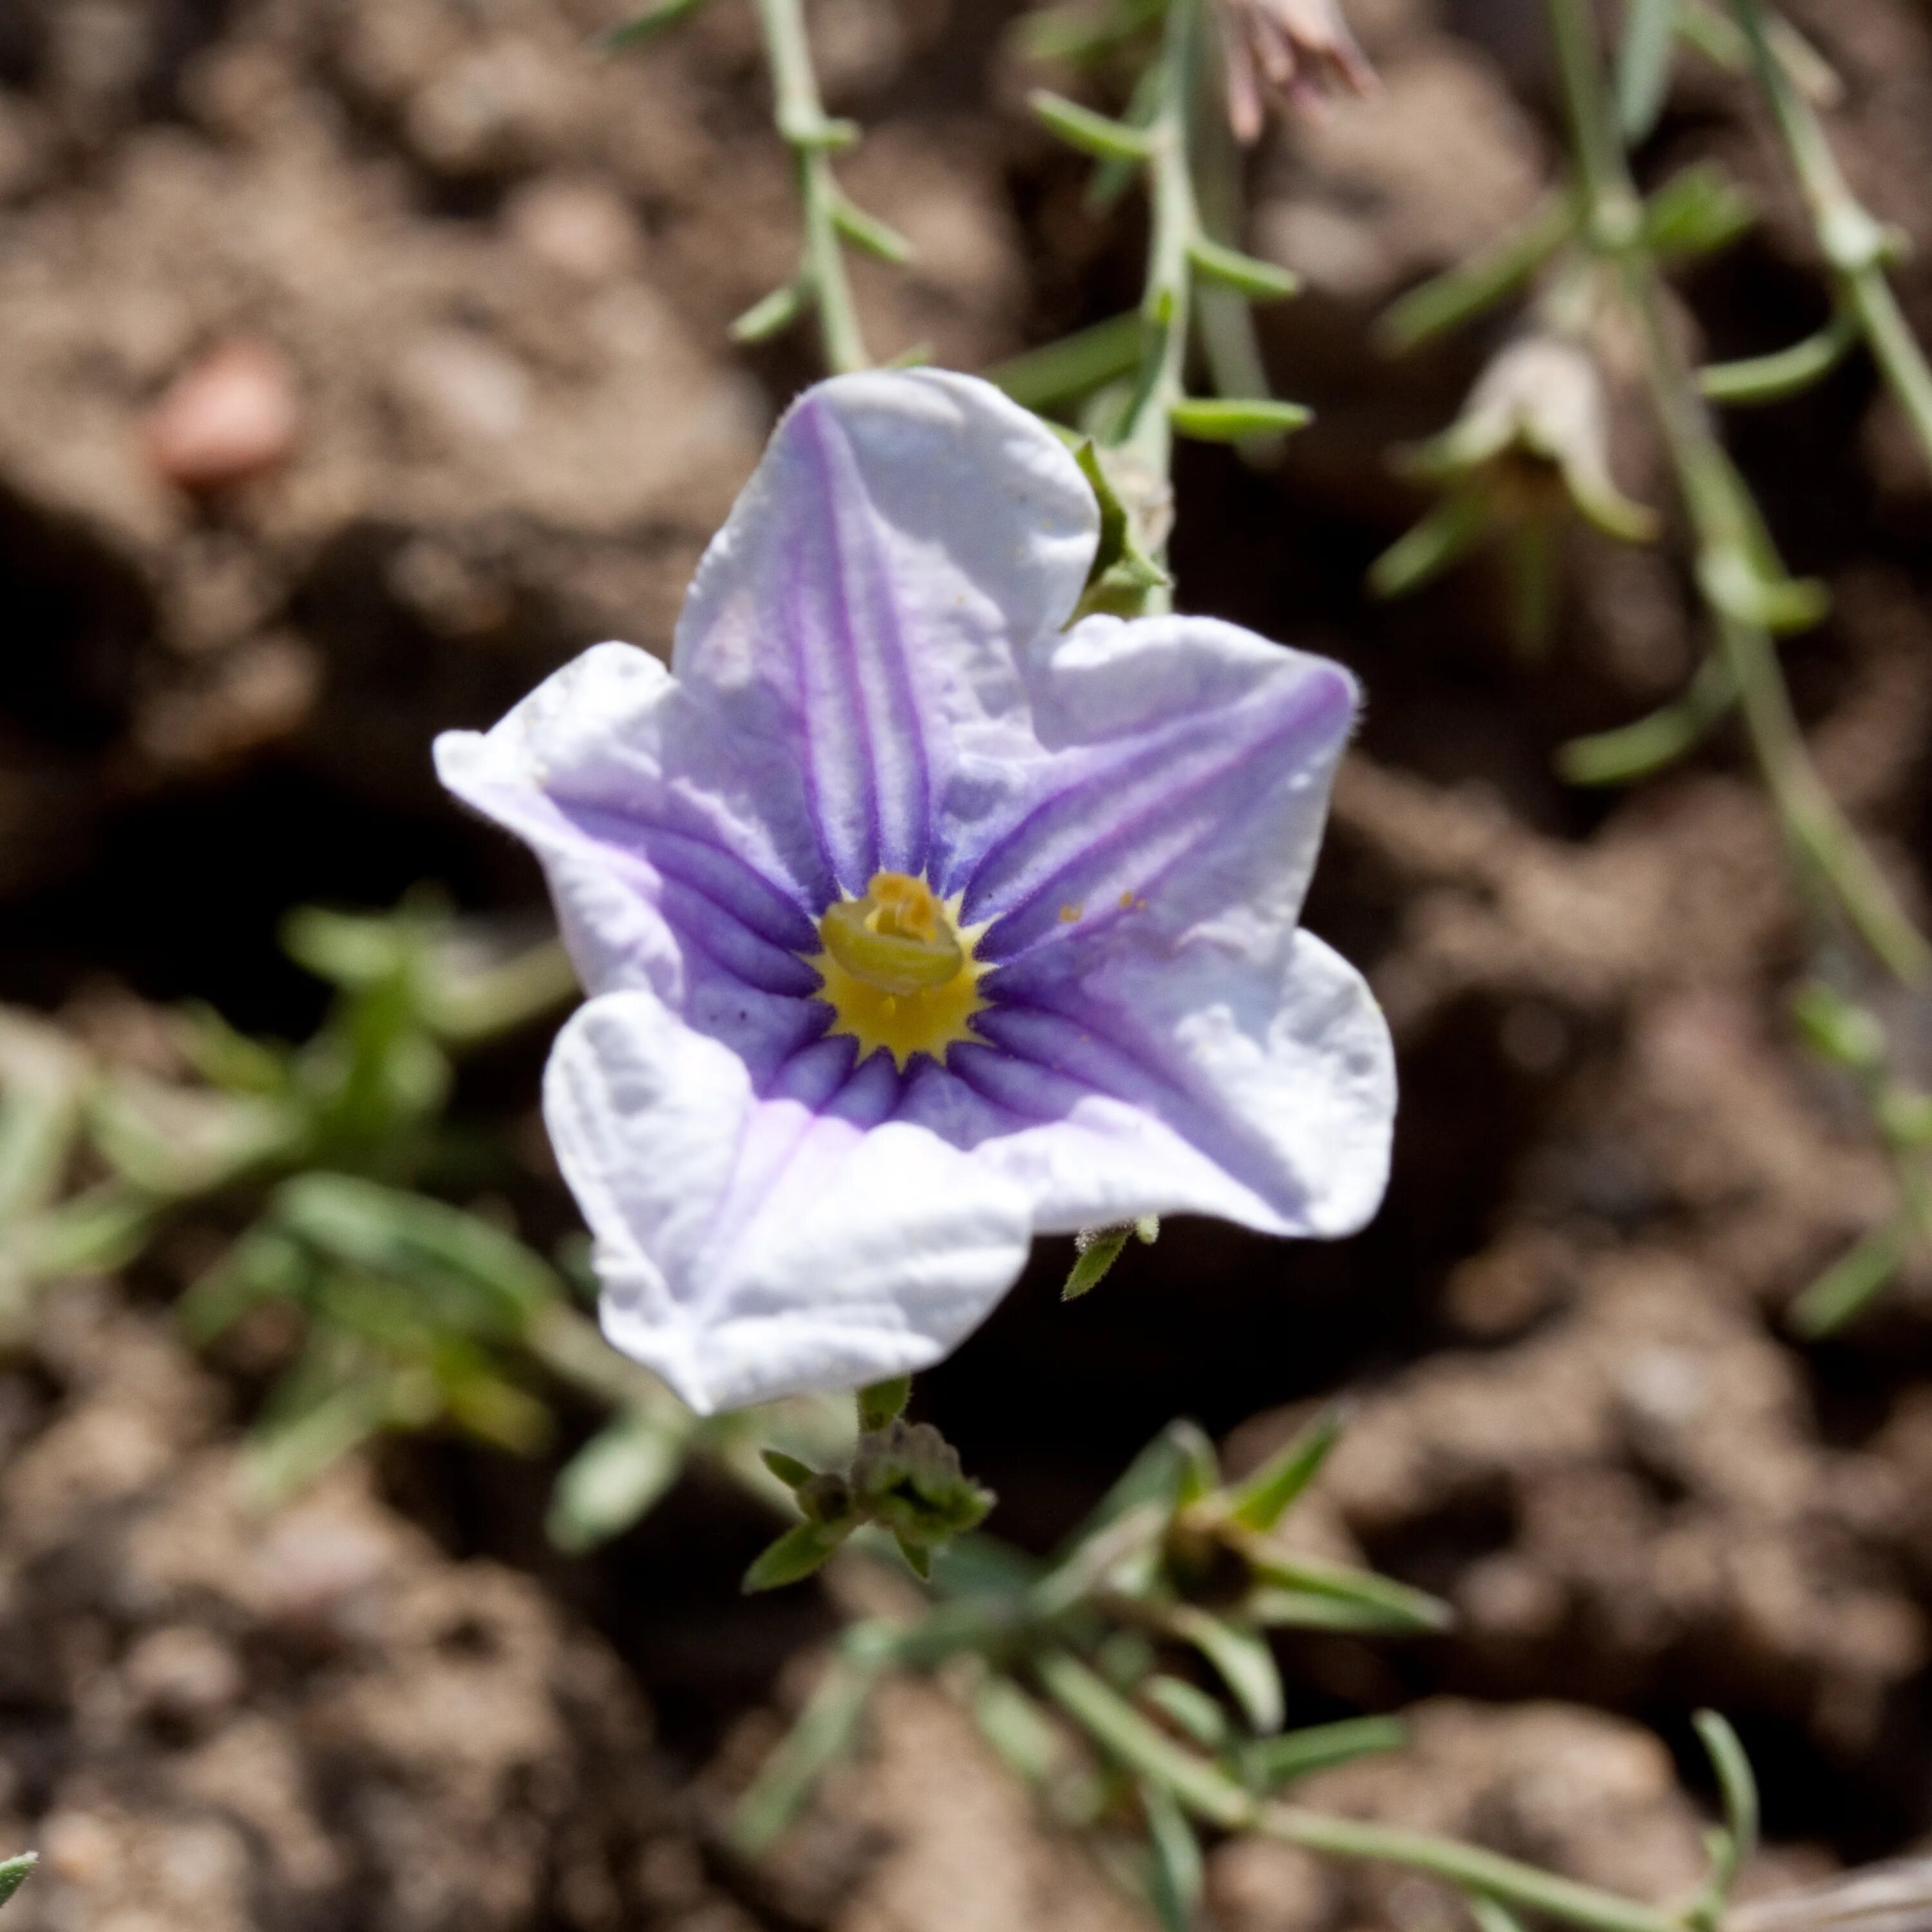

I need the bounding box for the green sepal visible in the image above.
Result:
[743,1517,857,1593]
[1239,1714,1407,1793]
[1028,88,1155,164]
[1170,397,1312,442]
[0,1854,35,1911]
[594,0,710,49]
[857,1373,913,1433]
[1187,235,1301,303]
[1064,1224,1130,1300]
[1070,440,1171,621]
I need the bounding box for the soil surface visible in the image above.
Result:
[4,0,1932,1926]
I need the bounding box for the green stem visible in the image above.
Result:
[752,0,869,374]
[1034,1652,1680,1932]
[1115,0,1206,491]
[1260,1812,1678,1932]
[1545,0,1931,984]
[1728,0,1932,473]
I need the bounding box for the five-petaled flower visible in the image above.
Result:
[436,370,1394,1414]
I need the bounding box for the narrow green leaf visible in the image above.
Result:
[1028,88,1155,164]
[1142,1674,1232,1750]
[1693,1710,1759,1886]
[762,1447,818,1489]
[1697,548,1829,634]
[0,1854,35,1910]
[743,1517,855,1593]
[1188,235,1301,303]
[1170,398,1312,442]
[730,281,808,345]
[1700,310,1856,404]
[1034,1651,1251,1828]
[1163,1605,1285,1733]
[1142,1780,1204,1932]
[242,1370,414,1510]
[1642,162,1754,260]
[832,197,913,265]
[1241,1715,1407,1792]
[1878,1088,1932,1150]
[1788,1220,1907,1338]
[1228,1406,1344,1533]
[1790,982,1886,1072]
[1368,487,1491,600]
[1470,1896,1530,1932]
[1556,652,1736,786]
[1376,194,1578,355]
[972,1672,1068,1785]
[857,1374,912,1433]
[594,0,710,49]
[987,313,1146,411]
[1245,1552,1453,1635]
[547,1406,692,1552]
[1617,0,1678,140]
[728,1642,887,1853]
[1065,1224,1132,1300]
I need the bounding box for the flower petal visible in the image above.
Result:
[962,614,1358,968]
[545,990,1034,1412]
[673,368,1100,891]
[435,641,829,1077]
[898,930,1393,1237]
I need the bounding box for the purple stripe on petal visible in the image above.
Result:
[963,665,1350,961]
[777,400,937,889]
[969,996,1316,1222]
[551,803,820,949]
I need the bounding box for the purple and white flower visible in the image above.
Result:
[435,369,1394,1414]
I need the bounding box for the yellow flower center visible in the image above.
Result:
[810,871,989,1071]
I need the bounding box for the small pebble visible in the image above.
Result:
[142,338,301,490]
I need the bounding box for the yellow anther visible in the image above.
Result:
[819,873,964,995]
[809,872,988,1070]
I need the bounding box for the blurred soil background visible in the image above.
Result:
[3,0,1932,1926]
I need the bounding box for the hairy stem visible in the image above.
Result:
[1115,0,1206,486]
[1544,0,1930,983]
[752,0,869,374]
[1035,1652,1681,1932]
[1728,0,1932,473]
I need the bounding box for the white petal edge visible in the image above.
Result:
[543,989,1036,1414]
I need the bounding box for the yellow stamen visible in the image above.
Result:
[809,871,989,1071]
